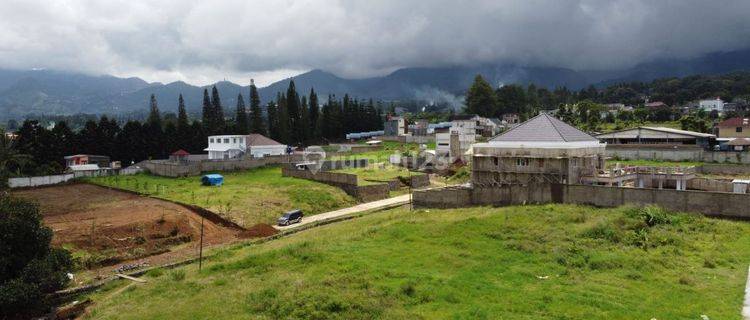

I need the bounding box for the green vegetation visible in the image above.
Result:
[86,166,356,226]
[85,204,750,319]
[1,197,72,318]
[333,163,424,186]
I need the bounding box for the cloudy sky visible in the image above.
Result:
[1,0,749,86]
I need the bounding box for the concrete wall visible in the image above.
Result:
[698,164,750,175]
[414,183,750,219]
[144,154,306,177]
[687,178,734,192]
[8,170,114,188]
[379,135,436,144]
[281,166,389,201]
[606,144,750,164]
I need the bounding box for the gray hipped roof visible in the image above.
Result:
[490,113,598,142]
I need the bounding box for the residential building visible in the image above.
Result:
[411,119,430,136]
[699,97,725,113]
[384,116,406,136]
[205,134,287,160]
[436,117,477,161]
[644,101,668,109]
[726,138,750,152]
[594,127,715,148]
[170,149,190,163]
[717,117,750,138]
[502,113,520,125]
[64,154,110,169]
[471,113,606,186]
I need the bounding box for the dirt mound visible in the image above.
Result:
[239,223,279,238]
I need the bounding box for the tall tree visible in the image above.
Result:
[176,94,190,150]
[201,89,212,130]
[266,101,280,141]
[300,96,310,144]
[465,75,497,117]
[277,92,290,144]
[248,80,265,135]
[285,80,301,144]
[235,93,249,134]
[309,88,320,140]
[211,86,225,134]
[147,94,162,129]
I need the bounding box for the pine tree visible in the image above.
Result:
[277,92,290,144]
[235,93,249,134]
[147,94,162,129]
[248,79,265,135]
[176,94,190,150]
[201,88,212,131]
[285,80,301,144]
[300,96,310,144]
[211,86,225,134]
[266,101,279,141]
[309,88,320,141]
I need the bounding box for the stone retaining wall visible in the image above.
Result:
[281,166,388,201]
[414,183,750,219]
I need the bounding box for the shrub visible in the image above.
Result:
[581,221,620,243]
[0,197,72,318]
[170,270,186,281]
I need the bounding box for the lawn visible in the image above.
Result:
[332,163,425,186]
[84,204,750,319]
[85,166,356,227]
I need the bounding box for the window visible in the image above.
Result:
[233,138,237,143]
[240,137,244,143]
[516,158,529,167]
[493,157,499,166]
[224,138,229,143]
[737,127,743,133]
[209,138,214,143]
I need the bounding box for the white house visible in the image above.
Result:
[436,117,477,161]
[205,134,287,160]
[699,97,725,113]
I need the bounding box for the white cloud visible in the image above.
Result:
[0,0,748,85]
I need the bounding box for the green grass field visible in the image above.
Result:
[85,166,356,227]
[84,204,750,319]
[333,163,425,186]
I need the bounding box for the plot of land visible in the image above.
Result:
[84,204,750,319]
[12,184,239,270]
[86,166,356,227]
[333,163,424,186]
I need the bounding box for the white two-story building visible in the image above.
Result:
[436,115,477,162]
[205,134,287,160]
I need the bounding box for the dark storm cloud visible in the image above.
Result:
[0,0,748,85]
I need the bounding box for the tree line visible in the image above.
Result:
[11,80,384,176]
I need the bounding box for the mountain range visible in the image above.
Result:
[1,49,750,120]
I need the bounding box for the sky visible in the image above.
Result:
[0,0,749,86]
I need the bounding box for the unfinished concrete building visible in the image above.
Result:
[471,113,606,187]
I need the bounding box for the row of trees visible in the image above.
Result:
[11,80,384,175]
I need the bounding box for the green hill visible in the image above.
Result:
[84,204,750,319]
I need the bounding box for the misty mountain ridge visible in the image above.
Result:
[1,49,750,120]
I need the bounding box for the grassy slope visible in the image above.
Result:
[85,166,356,227]
[86,204,750,319]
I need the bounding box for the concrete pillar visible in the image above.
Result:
[658,179,663,189]
[637,178,644,188]
[676,179,681,190]
[617,181,623,187]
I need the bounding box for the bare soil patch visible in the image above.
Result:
[12,184,240,269]
[238,223,279,238]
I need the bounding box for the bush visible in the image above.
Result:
[170,270,186,281]
[0,197,72,318]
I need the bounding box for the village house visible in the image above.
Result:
[64,154,110,169]
[436,115,478,161]
[471,113,606,186]
[717,117,750,138]
[594,127,715,148]
[699,97,725,113]
[383,116,407,136]
[205,134,286,160]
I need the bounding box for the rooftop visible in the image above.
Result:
[490,113,599,143]
[718,117,750,127]
[246,133,283,146]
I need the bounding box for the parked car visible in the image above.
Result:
[277,209,304,226]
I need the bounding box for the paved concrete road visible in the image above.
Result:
[275,194,411,230]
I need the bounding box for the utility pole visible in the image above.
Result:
[198,216,204,270]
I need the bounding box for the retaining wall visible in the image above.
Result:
[606,144,750,164]
[687,177,734,192]
[144,154,306,177]
[698,164,750,176]
[281,166,388,201]
[414,183,750,219]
